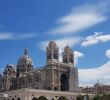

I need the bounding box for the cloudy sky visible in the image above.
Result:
[0,0,110,86]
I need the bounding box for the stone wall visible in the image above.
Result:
[0,88,79,100]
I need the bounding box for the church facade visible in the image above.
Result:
[0,41,79,92]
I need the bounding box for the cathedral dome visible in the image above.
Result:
[17,48,33,65]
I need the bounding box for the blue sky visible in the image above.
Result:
[0,0,110,86]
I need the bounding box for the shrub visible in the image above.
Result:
[38,96,48,100]
[101,94,110,100]
[93,95,102,100]
[77,95,84,100]
[58,96,68,100]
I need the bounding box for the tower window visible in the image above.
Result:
[36,76,41,82]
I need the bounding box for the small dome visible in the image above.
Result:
[17,48,33,65]
[4,64,15,72]
[48,41,58,48]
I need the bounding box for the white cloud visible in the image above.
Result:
[0,33,36,40]
[0,33,13,40]
[15,33,36,39]
[79,61,110,86]
[81,32,110,47]
[106,49,110,59]
[74,51,84,66]
[48,1,108,35]
[40,37,81,51]
[79,49,110,86]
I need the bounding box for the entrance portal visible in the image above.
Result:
[60,74,69,91]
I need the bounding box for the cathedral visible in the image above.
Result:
[0,41,79,92]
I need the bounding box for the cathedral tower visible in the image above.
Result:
[62,45,74,64]
[46,41,59,63]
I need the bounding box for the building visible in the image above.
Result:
[0,41,79,94]
[80,83,110,94]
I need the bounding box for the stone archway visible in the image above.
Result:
[60,74,69,91]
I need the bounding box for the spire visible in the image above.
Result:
[24,48,28,55]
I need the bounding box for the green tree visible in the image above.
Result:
[102,94,110,100]
[58,96,68,100]
[93,95,102,100]
[38,96,48,100]
[77,95,84,100]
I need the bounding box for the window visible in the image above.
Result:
[36,76,41,82]
[20,78,25,85]
[28,77,32,84]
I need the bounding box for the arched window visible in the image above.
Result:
[36,76,41,82]
[20,77,25,85]
[54,87,57,91]
[47,87,51,90]
[27,77,32,84]
[36,77,40,82]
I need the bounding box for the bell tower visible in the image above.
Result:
[62,45,74,64]
[46,41,59,63]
